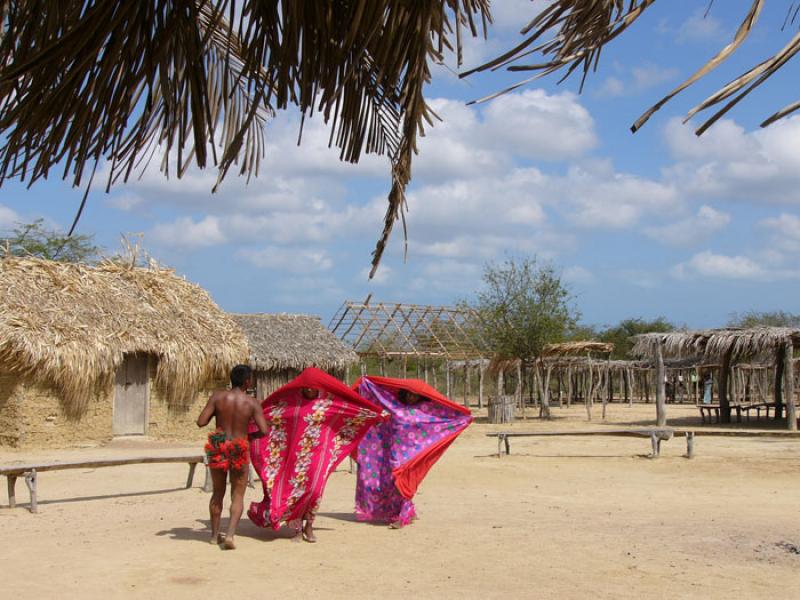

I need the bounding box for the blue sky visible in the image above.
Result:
[3,1,800,328]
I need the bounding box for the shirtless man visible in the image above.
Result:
[197,364,268,550]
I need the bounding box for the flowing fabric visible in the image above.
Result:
[354,376,472,526]
[247,367,384,530]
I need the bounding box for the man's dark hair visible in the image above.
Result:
[230,364,253,388]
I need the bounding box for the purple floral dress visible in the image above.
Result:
[354,378,472,526]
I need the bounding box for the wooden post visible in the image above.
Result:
[24,469,37,514]
[540,363,552,419]
[785,342,796,431]
[424,360,429,384]
[566,366,573,408]
[685,432,695,459]
[775,345,785,421]
[445,361,451,397]
[497,369,504,400]
[463,363,469,408]
[517,360,525,420]
[586,360,594,421]
[719,347,733,423]
[202,456,212,493]
[655,342,667,427]
[478,360,484,409]
[602,356,611,419]
[186,463,198,488]
[624,368,631,407]
[7,475,17,508]
[644,371,651,403]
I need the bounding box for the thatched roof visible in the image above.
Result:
[0,1,491,278]
[0,256,248,417]
[231,313,357,372]
[632,328,800,362]
[542,341,613,357]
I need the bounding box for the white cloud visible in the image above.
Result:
[151,216,225,248]
[597,63,679,98]
[672,251,764,280]
[237,246,333,273]
[563,266,595,285]
[664,116,800,205]
[759,213,800,254]
[644,205,730,247]
[669,251,800,282]
[0,204,20,229]
[361,264,392,284]
[677,10,725,44]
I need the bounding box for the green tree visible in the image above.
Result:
[727,310,800,329]
[598,317,674,360]
[471,256,580,417]
[2,219,100,263]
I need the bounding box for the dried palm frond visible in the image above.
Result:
[0,1,491,278]
[0,255,249,418]
[465,0,800,136]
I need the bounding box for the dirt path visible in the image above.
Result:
[2,404,799,599]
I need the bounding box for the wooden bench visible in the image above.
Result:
[1,454,210,513]
[486,428,676,458]
[697,404,743,424]
[740,402,777,421]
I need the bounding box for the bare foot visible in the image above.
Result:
[210,532,223,545]
[389,520,404,529]
[291,530,302,543]
[303,522,317,543]
[222,537,236,550]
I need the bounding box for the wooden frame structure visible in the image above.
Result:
[329,301,489,406]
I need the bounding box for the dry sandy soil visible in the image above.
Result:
[2,403,799,600]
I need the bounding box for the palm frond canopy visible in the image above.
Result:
[465,1,799,135]
[0,1,491,277]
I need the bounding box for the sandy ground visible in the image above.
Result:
[2,403,800,600]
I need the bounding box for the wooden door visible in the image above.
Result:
[113,355,149,435]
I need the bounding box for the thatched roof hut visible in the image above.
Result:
[632,328,799,430]
[0,256,248,447]
[231,313,358,398]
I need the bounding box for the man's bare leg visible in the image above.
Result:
[223,468,248,550]
[209,469,228,544]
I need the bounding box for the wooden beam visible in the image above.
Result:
[655,342,667,427]
[785,341,797,431]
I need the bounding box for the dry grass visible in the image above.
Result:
[231,313,357,372]
[633,328,800,361]
[0,256,248,418]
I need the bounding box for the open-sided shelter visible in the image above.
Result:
[633,328,799,430]
[0,256,248,447]
[231,313,358,399]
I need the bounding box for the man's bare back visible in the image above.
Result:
[197,365,267,550]
[198,387,265,440]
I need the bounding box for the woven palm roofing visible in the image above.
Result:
[0,256,248,417]
[4,3,794,280]
[542,341,613,357]
[632,328,800,362]
[0,1,491,278]
[329,301,488,360]
[231,313,357,372]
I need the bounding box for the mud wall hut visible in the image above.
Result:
[231,313,358,399]
[0,257,248,448]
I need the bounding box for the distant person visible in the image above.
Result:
[702,372,713,405]
[197,364,268,550]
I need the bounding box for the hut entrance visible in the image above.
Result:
[113,355,149,435]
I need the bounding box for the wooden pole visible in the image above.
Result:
[517,360,525,420]
[719,347,733,423]
[655,342,667,427]
[566,366,573,407]
[463,363,469,408]
[586,359,594,421]
[785,342,796,431]
[541,363,552,419]
[445,361,451,398]
[478,360,484,409]
[774,346,785,421]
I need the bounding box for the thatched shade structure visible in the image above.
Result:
[231,313,358,399]
[0,256,248,447]
[633,328,800,430]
